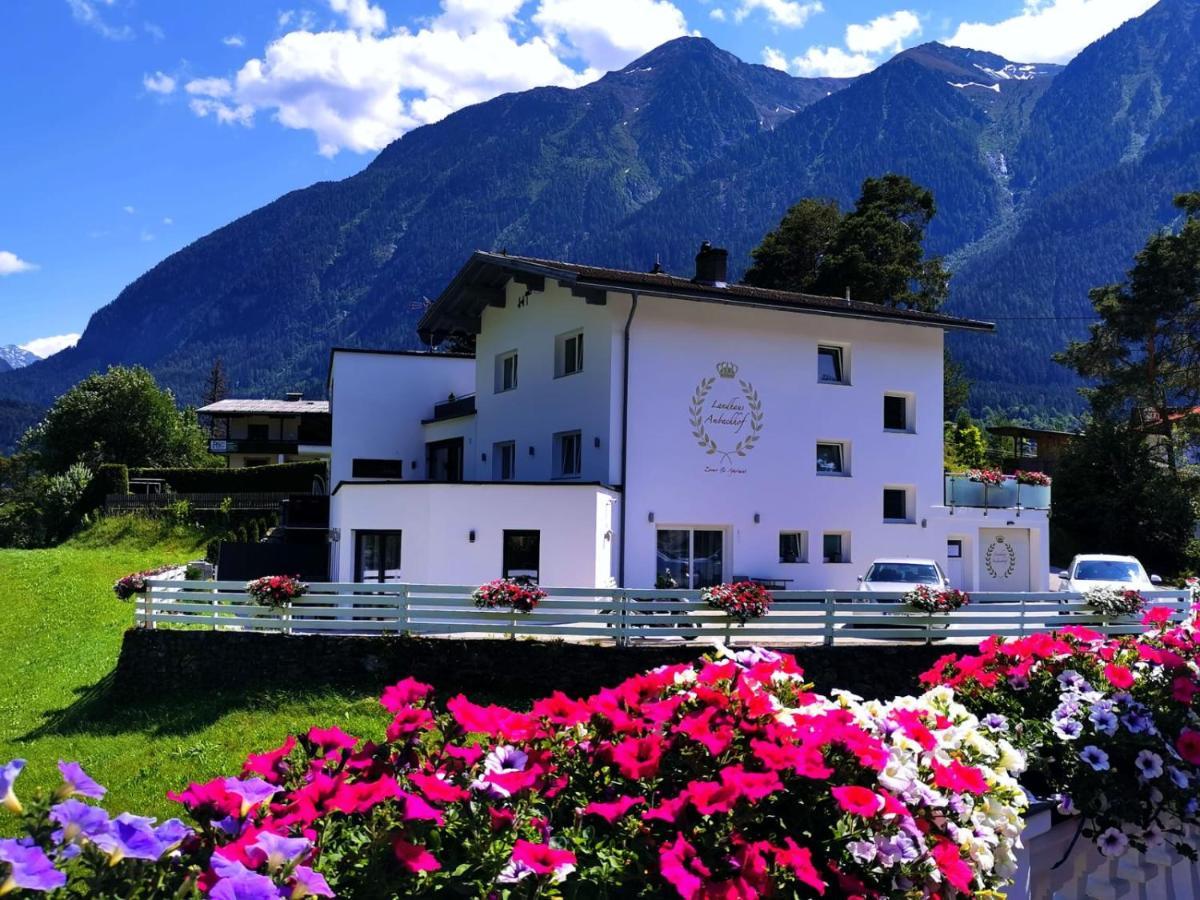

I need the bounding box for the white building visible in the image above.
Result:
[198,395,331,469]
[327,246,1049,591]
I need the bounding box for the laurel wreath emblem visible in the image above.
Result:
[984,536,1017,580]
[689,370,764,465]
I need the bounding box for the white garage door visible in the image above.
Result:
[978,529,1030,592]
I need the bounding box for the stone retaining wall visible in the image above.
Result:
[114,630,950,701]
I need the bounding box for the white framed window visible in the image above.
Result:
[494,350,518,393]
[656,528,724,588]
[817,344,848,385]
[779,531,808,564]
[553,430,582,478]
[493,441,516,481]
[883,393,913,432]
[822,532,850,564]
[883,486,915,523]
[816,441,848,475]
[556,330,584,377]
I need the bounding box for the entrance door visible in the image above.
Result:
[655,529,724,588]
[978,529,1030,592]
[945,540,965,589]
[426,438,464,482]
[355,531,402,583]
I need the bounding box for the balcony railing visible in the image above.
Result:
[209,438,299,455]
[944,473,1050,510]
[429,393,476,422]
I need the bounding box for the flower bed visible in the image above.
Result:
[471,578,547,613]
[1014,470,1051,487]
[902,585,970,614]
[245,574,308,610]
[700,581,772,623]
[112,565,177,600]
[922,609,1200,858]
[2,648,1028,898]
[1082,585,1145,617]
[966,467,1005,486]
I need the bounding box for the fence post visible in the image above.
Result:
[618,590,629,648]
[823,594,836,646]
[138,587,152,629]
[399,585,410,637]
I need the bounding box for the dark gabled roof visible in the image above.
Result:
[417,250,995,342]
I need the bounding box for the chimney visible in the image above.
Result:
[693,241,728,287]
[285,391,303,402]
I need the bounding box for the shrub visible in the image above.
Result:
[129,460,326,494]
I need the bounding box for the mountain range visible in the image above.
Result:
[0,346,38,373]
[2,0,1199,450]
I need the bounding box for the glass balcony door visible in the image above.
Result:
[655,528,724,589]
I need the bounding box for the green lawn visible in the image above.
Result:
[0,517,383,821]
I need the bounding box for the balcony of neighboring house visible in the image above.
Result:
[986,424,1077,477]
[198,394,332,467]
[943,473,1051,510]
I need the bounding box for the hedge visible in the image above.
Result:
[128,460,326,493]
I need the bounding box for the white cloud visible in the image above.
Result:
[122,205,136,214]
[143,22,165,41]
[185,0,691,156]
[328,0,387,34]
[143,71,177,94]
[845,9,920,54]
[946,0,1156,63]
[20,334,80,358]
[0,251,37,276]
[733,0,823,28]
[791,45,875,77]
[223,34,246,47]
[163,217,174,225]
[761,45,788,70]
[140,229,155,242]
[533,0,689,71]
[66,0,135,40]
[709,7,726,20]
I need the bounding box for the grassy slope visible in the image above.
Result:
[0,517,382,820]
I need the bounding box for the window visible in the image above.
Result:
[816,442,847,475]
[822,532,850,564]
[779,531,808,564]
[817,345,846,384]
[426,438,464,482]
[883,487,913,523]
[495,350,518,393]
[503,530,540,583]
[947,540,963,559]
[246,423,270,441]
[656,529,724,588]
[493,441,516,481]
[556,330,584,377]
[352,458,404,478]
[355,531,402,582]
[553,430,582,478]
[883,394,910,431]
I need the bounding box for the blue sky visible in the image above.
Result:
[0,0,1157,356]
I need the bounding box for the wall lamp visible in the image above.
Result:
[648,512,655,523]
[469,530,476,543]
[528,446,535,456]
[753,513,760,524]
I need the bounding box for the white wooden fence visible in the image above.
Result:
[136,581,1193,645]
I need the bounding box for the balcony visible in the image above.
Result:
[944,473,1050,510]
[425,393,476,423]
[209,438,299,455]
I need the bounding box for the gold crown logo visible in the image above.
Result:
[715,361,738,378]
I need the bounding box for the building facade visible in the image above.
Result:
[199,395,331,469]
[327,248,1050,591]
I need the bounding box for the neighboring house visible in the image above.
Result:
[198,393,331,469]
[987,425,1077,476]
[328,245,1051,591]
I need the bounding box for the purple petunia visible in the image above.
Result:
[57,761,106,799]
[248,832,311,872]
[49,799,111,844]
[0,838,66,894]
[209,859,286,900]
[1097,827,1130,857]
[94,813,167,863]
[155,819,193,851]
[981,713,1008,733]
[1080,745,1110,772]
[290,865,335,897]
[1052,718,1083,741]
[223,777,281,816]
[1135,750,1164,780]
[0,760,25,814]
[1088,710,1118,736]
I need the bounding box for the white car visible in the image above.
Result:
[1058,554,1162,593]
[858,558,952,593]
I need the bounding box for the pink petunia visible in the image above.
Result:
[659,833,711,900]
[773,838,825,895]
[393,837,440,873]
[582,794,644,823]
[379,677,433,712]
[1176,729,1200,765]
[830,785,882,817]
[930,760,989,795]
[931,837,974,892]
[1103,664,1136,690]
[510,839,577,878]
[611,736,664,780]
